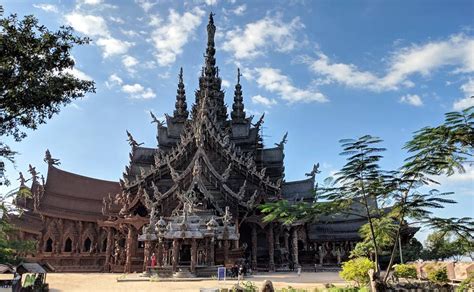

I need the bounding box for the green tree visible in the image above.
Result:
[0,6,95,184]
[340,257,375,287]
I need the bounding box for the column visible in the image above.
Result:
[209,238,215,266]
[267,223,275,271]
[251,224,257,270]
[191,239,197,273]
[283,231,289,252]
[143,241,151,272]
[172,239,179,272]
[275,229,281,250]
[292,228,300,268]
[125,226,135,273]
[224,239,230,266]
[104,228,113,272]
[157,241,163,267]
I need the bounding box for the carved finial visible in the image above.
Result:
[28,164,38,182]
[253,113,265,128]
[231,68,246,122]
[18,172,26,186]
[174,67,189,120]
[126,130,143,149]
[275,132,288,148]
[305,163,321,178]
[150,111,165,127]
[44,149,60,166]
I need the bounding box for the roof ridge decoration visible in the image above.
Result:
[44,149,60,166]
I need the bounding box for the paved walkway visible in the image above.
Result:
[46,272,345,291]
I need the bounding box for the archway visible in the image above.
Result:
[84,237,92,252]
[45,238,53,252]
[64,238,72,252]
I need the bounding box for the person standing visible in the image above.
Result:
[151,253,157,268]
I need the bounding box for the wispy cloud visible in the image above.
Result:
[122,55,139,73]
[307,33,474,92]
[122,83,156,99]
[150,8,205,66]
[400,94,423,107]
[251,94,278,107]
[65,12,133,57]
[247,67,327,103]
[223,15,304,59]
[232,4,246,16]
[33,4,59,13]
[453,79,474,110]
[135,0,157,12]
[105,74,123,88]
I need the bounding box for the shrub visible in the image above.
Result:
[457,272,474,291]
[339,257,374,287]
[393,264,417,279]
[427,267,448,284]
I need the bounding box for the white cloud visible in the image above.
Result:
[308,34,474,92]
[399,94,423,107]
[135,0,157,12]
[453,96,474,111]
[221,79,231,88]
[96,37,133,57]
[250,67,327,103]
[64,68,93,81]
[105,74,123,88]
[121,29,139,37]
[122,55,139,72]
[453,79,474,111]
[434,165,474,188]
[223,16,304,60]
[205,0,218,5]
[33,4,58,13]
[150,8,205,66]
[122,83,156,99]
[81,0,103,5]
[232,4,246,15]
[110,16,125,24]
[251,95,278,107]
[65,12,109,37]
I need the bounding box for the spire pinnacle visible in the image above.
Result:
[231,67,245,123]
[174,67,189,120]
[204,12,217,77]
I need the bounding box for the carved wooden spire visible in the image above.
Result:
[231,68,246,123]
[205,13,217,78]
[174,67,189,120]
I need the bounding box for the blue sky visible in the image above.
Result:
[2,0,473,242]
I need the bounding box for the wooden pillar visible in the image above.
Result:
[209,238,215,266]
[251,224,257,270]
[104,228,113,272]
[143,241,151,272]
[157,241,163,267]
[224,239,230,266]
[125,226,135,273]
[292,228,300,268]
[191,239,197,273]
[172,239,179,272]
[283,231,289,252]
[267,223,275,271]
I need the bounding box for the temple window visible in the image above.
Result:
[102,238,107,252]
[64,238,72,252]
[138,241,144,249]
[84,237,92,252]
[45,238,53,252]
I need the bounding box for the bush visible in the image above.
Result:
[457,272,474,291]
[339,257,374,287]
[393,264,417,279]
[427,267,448,284]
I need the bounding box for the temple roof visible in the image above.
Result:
[281,177,315,201]
[36,165,120,221]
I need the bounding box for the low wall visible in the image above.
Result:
[411,261,473,281]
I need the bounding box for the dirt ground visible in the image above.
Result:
[45,272,346,292]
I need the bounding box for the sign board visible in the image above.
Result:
[217,267,226,281]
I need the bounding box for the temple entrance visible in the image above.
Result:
[179,244,191,266]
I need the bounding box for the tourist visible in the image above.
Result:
[151,253,157,268]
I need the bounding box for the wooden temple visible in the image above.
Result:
[10,14,403,274]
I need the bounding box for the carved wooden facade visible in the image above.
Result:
[12,14,410,273]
